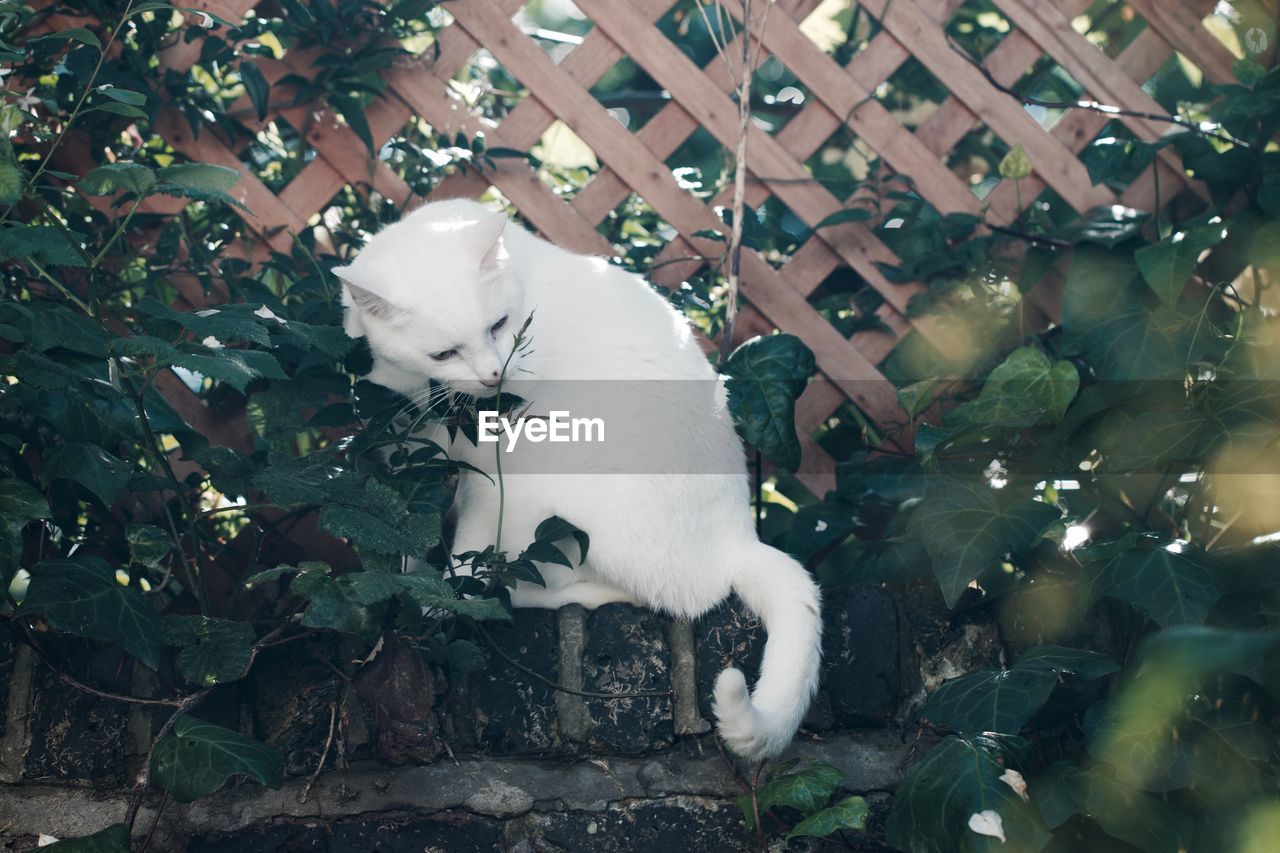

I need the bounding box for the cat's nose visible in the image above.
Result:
[480,372,500,388]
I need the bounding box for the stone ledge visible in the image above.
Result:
[0,730,907,849]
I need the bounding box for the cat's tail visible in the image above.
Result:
[712,543,822,762]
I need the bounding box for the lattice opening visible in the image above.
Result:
[591,58,664,132]
[944,122,1013,200]
[533,120,599,199]
[874,56,950,130]
[664,126,732,198]
[796,0,859,59]
[803,126,881,202]
[381,116,465,199]
[1076,1,1147,59]
[459,50,530,119]
[238,116,317,193]
[596,193,675,270]
[804,265,886,340]
[751,54,812,135]
[1012,57,1086,131]
[945,0,1016,59]
[517,0,591,64]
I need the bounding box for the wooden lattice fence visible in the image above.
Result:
[41,0,1248,494]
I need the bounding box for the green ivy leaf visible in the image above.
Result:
[787,795,869,839]
[40,823,131,851]
[163,615,255,686]
[1134,221,1228,307]
[126,523,173,568]
[0,478,49,587]
[949,347,1078,427]
[42,442,132,506]
[1031,762,1192,853]
[742,760,844,831]
[1087,542,1223,626]
[1012,645,1120,680]
[896,378,938,418]
[1062,247,1181,380]
[908,479,1059,607]
[923,668,1059,735]
[887,734,1049,853]
[19,556,164,669]
[722,334,816,472]
[1056,206,1148,247]
[151,715,283,803]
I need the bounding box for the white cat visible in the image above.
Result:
[335,198,822,761]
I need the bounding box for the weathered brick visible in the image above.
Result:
[582,604,673,753]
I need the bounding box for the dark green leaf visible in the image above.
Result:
[1031,762,1192,853]
[813,207,873,229]
[923,668,1058,734]
[238,60,270,121]
[151,715,283,803]
[1135,221,1228,307]
[33,27,102,50]
[1088,542,1223,626]
[163,615,255,686]
[1055,206,1148,247]
[80,162,156,197]
[948,347,1078,427]
[722,334,816,471]
[1012,645,1119,680]
[126,524,173,568]
[153,163,245,209]
[743,760,843,831]
[19,556,164,669]
[908,479,1059,607]
[787,796,869,839]
[886,734,1050,853]
[42,442,132,506]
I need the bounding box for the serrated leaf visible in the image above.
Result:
[0,225,89,267]
[294,573,371,633]
[1088,542,1223,626]
[153,163,245,209]
[80,162,156,197]
[318,478,440,555]
[908,479,1060,607]
[42,442,132,506]
[151,715,283,803]
[0,161,23,205]
[722,334,816,471]
[19,556,164,668]
[163,615,255,685]
[787,795,869,839]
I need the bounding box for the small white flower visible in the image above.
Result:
[814,519,828,533]
[201,335,224,349]
[8,568,30,603]
[16,88,41,111]
[254,305,282,322]
[968,810,1006,844]
[115,569,131,587]
[999,769,1029,802]
[190,10,215,28]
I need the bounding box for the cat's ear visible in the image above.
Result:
[333,266,397,336]
[471,212,509,274]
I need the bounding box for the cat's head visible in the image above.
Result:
[335,208,525,398]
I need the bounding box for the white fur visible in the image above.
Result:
[337,199,823,761]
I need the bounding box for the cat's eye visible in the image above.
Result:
[430,349,456,362]
[490,315,509,334]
